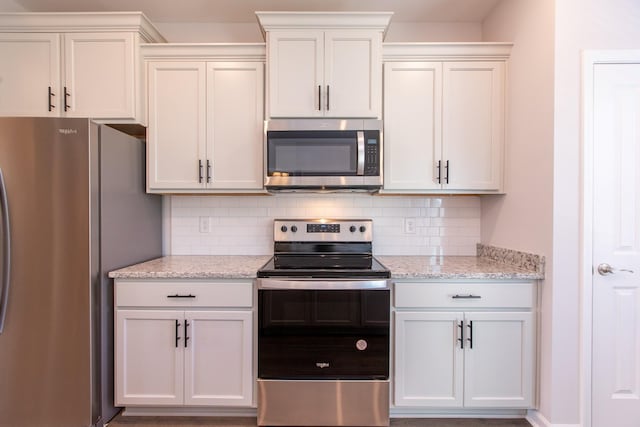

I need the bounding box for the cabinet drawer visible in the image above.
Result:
[115,280,253,308]
[394,282,535,309]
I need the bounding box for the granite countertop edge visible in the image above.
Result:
[109,248,545,281]
[108,255,271,280]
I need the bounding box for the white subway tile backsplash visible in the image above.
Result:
[169,195,481,256]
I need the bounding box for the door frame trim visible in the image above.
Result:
[581,49,640,427]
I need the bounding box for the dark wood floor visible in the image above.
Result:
[107,415,532,427]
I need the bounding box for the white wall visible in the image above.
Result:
[169,194,481,256]
[385,22,482,42]
[155,21,483,43]
[485,0,640,425]
[154,22,263,42]
[552,0,640,425]
[0,0,26,11]
[481,0,559,423]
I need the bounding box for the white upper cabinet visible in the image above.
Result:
[383,44,511,194]
[442,61,505,191]
[0,33,60,116]
[0,13,165,122]
[147,61,206,191]
[206,61,264,190]
[144,44,266,194]
[257,12,391,119]
[324,30,382,118]
[63,32,136,118]
[267,30,324,117]
[384,61,442,191]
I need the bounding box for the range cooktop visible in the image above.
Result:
[256,219,390,279]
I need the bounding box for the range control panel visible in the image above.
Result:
[274,219,373,242]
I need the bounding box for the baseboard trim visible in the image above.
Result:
[526,409,581,427]
[121,407,257,417]
[391,408,528,418]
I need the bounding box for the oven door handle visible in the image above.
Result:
[257,278,389,290]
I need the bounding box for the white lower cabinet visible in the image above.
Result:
[393,281,536,410]
[116,309,185,405]
[115,280,254,408]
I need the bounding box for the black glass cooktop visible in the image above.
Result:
[257,255,390,279]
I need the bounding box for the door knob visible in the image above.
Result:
[597,263,634,275]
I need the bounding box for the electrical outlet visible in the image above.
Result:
[404,218,416,234]
[199,216,211,233]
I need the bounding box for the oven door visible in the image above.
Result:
[257,279,390,380]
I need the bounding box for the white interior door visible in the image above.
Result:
[592,61,640,427]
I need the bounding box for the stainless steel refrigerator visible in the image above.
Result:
[0,118,163,427]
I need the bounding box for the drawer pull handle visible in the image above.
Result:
[452,294,481,299]
[167,294,196,298]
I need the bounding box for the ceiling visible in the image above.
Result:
[9,0,502,23]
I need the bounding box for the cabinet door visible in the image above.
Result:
[184,311,253,406]
[115,310,184,406]
[63,32,136,119]
[267,30,323,118]
[442,61,504,191]
[0,33,60,116]
[147,61,207,191]
[394,312,463,407]
[207,62,264,190]
[383,62,442,191]
[463,312,534,408]
[324,30,381,118]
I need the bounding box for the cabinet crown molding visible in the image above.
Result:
[0,12,166,42]
[256,11,393,39]
[383,42,513,61]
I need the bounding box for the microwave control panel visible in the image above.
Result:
[364,130,380,176]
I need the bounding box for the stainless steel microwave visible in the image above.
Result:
[264,119,383,192]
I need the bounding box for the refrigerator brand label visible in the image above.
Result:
[315,362,330,369]
[58,128,78,135]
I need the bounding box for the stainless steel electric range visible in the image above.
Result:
[256,219,391,427]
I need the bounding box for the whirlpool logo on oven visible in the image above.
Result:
[315,362,330,369]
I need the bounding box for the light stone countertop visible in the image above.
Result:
[108,255,271,279]
[377,255,544,280]
[109,253,543,281]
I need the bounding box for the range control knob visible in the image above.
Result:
[349,225,357,233]
[359,226,367,233]
[280,225,287,232]
[291,225,298,233]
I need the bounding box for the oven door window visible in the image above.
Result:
[258,289,390,380]
[267,130,358,176]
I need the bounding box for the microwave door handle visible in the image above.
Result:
[356,131,365,176]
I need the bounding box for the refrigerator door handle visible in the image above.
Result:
[0,168,11,334]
